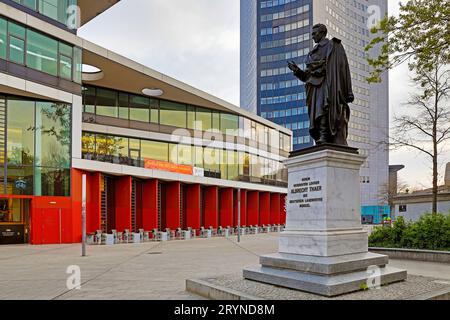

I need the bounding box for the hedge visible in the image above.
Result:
[368,213,450,251]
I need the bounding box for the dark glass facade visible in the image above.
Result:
[82,85,292,154]
[0,15,82,83]
[0,96,72,196]
[242,0,313,151]
[10,0,78,28]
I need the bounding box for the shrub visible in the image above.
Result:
[368,213,450,251]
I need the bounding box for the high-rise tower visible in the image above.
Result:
[240,0,390,216]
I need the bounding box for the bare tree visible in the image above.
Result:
[392,53,450,214]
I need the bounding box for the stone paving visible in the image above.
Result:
[197,273,450,300]
[0,233,449,300]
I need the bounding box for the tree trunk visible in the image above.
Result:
[432,73,439,215]
[432,150,438,214]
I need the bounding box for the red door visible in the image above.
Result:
[40,209,62,244]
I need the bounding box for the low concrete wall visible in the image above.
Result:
[369,247,450,263]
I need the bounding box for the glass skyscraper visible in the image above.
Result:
[241,0,390,218]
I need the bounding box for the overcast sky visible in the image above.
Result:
[78,0,449,190]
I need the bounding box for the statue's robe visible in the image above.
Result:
[294,37,354,145]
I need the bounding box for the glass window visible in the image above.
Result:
[141,140,168,162]
[282,134,291,152]
[129,95,149,122]
[96,88,118,118]
[59,42,72,80]
[251,154,262,179]
[6,166,33,195]
[195,146,203,168]
[8,22,25,65]
[204,148,219,172]
[72,46,82,84]
[0,198,25,223]
[178,145,193,165]
[227,151,239,181]
[7,99,35,166]
[118,93,129,119]
[83,86,95,113]
[150,99,159,124]
[242,152,250,177]
[169,144,178,164]
[39,0,59,22]
[129,138,140,151]
[196,107,211,131]
[0,18,6,60]
[26,29,58,76]
[35,102,71,168]
[243,118,251,139]
[40,0,75,25]
[187,105,196,130]
[23,0,37,10]
[113,136,128,164]
[35,167,70,197]
[160,100,186,128]
[82,132,96,160]
[220,113,239,136]
[212,112,220,131]
[270,129,280,152]
[220,150,227,180]
[95,135,114,162]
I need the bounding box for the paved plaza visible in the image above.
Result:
[0,233,449,300]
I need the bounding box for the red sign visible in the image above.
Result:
[144,159,193,175]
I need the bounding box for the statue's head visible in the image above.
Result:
[312,24,328,43]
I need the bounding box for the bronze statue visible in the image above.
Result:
[288,24,354,146]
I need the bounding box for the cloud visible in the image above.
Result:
[78,0,239,105]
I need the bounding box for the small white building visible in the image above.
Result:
[392,163,450,221]
[393,192,450,222]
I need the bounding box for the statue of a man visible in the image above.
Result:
[288,24,354,146]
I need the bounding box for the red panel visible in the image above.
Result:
[247,191,259,226]
[232,190,247,227]
[280,194,287,225]
[89,172,102,233]
[115,176,132,231]
[165,182,181,230]
[142,179,158,231]
[259,192,270,225]
[219,188,233,228]
[69,169,82,242]
[31,196,72,244]
[270,193,281,225]
[186,184,201,230]
[204,186,218,228]
[240,190,247,227]
[233,190,238,227]
[39,209,61,244]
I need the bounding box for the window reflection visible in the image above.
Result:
[1,97,72,196]
[81,132,287,187]
[160,101,186,128]
[81,85,292,156]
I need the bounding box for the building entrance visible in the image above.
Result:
[0,198,31,245]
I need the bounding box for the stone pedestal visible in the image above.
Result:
[243,145,407,297]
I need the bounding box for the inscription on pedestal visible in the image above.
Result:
[289,177,323,209]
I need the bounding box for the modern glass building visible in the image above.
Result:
[240,0,390,217]
[0,0,291,244]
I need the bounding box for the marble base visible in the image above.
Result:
[279,229,368,257]
[259,252,389,275]
[243,265,407,297]
[243,146,407,296]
